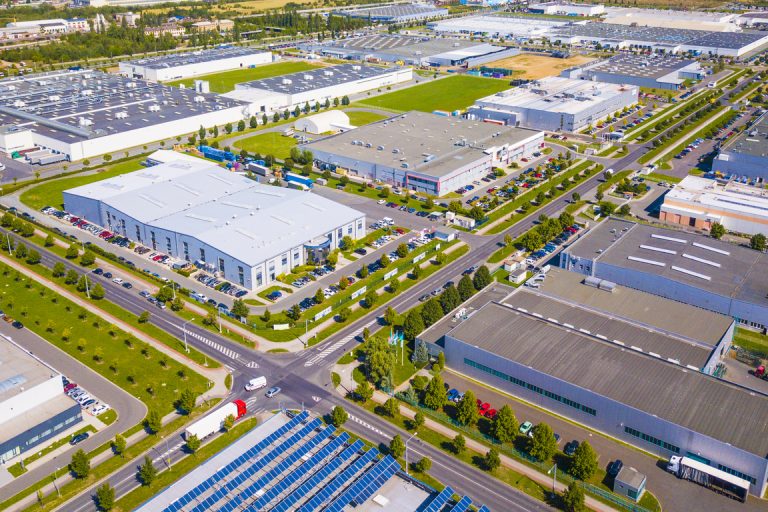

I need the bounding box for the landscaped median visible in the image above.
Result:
[653,108,738,167]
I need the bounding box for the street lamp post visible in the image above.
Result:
[405,432,418,476]
[162,436,171,470]
[548,463,558,497]
[182,318,195,353]
[52,467,60,497]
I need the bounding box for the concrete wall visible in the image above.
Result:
[443,335,768,496]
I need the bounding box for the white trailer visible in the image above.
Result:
[667,456,750,502]
[184,400,246,440]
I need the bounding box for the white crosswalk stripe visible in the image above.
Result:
[348,414,387,437]
[244,361,259,369]
[304,332,358,367]
[178,325,241,360]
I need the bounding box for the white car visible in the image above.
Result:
[377,199,386,205]
[112,277,123,284]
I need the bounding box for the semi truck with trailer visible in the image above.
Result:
[184,400,246,440]
[667,456,750,502]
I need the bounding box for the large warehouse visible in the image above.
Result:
[333,3,448,23]
[660,175,768,236]
[468,76,638,132]
[136,411,482,512]
[0,69,251,162]
[301,34,519,67]
[0,339,82,463]
[561,54,704,90]
[559,218,768,330]
[712,111,768,179]
[63,159,365,290]
[303,111,544,196]
[419,278,768,497]
[602,7,738,32]
[119,46,273,82]
[427,15,571,39]
[224,64,412,115]
[528,2,605,17]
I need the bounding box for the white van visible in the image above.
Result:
[245,376,267,391]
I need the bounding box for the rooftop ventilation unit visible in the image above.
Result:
[115,111,128,119]
[303,74,313,80]
[148,104,160,112]
[352,65,361,70]
[282,78,293,85]
[324,70,334,76]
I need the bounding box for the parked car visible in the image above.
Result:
[519,421,534,436]
[70,433,89,445]
[564,440,579,456]
[607,459,624,478]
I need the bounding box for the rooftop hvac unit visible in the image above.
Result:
[282,78,293,85]
[148,104,160,112]
[78,117,93,127]
[352,65,361,70]
[584,276,601,288]
[303,74,313,80]
[13,100,25,107]
[115,111,128,119]
[193,95,205,103]
[126,82,137,88]
[82,89,93,96]
[324,70,334,76]
[453,42,460,47]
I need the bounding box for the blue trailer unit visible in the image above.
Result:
[198,145,235,162]
[284,172,314,188]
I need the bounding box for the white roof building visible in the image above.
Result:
[294,110,354,134]
[63,160,365,290]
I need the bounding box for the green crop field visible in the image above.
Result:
[234,132,297,159]
[166,61,322,93]
[356,75,509,113]
[344,110,389,126]
[20,156,147,210]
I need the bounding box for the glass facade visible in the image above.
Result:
[624,426,680,454]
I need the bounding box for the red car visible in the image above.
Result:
[478,402,491,413]
[485,409,497,419]
[64,383,77,392]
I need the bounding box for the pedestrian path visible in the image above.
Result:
[347,413,388,438]
[304,331,358,367]
[180,326,241,360]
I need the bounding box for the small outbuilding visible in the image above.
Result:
[294,110,353,134]
[613,466,647,503]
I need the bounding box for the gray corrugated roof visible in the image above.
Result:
[126,46,268,70]
[239,64,400,95]
[447,301,768,457]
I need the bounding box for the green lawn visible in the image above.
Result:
[344,110,389,126]
[734,327,768,357]
[356,75,510,113]
[166,61,322,93]
[20,156,147,210]
[234,132,297,159]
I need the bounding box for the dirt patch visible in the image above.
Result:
[485,54,596,80]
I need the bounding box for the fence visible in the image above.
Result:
[395,393,652,512]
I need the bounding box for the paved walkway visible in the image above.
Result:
[334,363,617,512]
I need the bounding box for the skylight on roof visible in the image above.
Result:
[682,253,721,268]
[627,256,665,266]
[639,244,676,255]
[651,233,687,244]
[691,242,730,256]
[671,265,711,281]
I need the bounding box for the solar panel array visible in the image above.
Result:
[451,495,473,512]
[423,486,454,512]
[160,410,419,512]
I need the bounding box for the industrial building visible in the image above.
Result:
[712,111,768,179]
[294,110,353,134]
[119,47,273,82]
[602,7,738,32]
[528,2,605,17]
[427,15,571,39]
[561,54,703,90]
[660,175,768,236]
[0,69,251,162]
[559,218,768,330]
[303,111,544,196]
[135,411,484,512]
[548,23,768,57]
[62,159,365,290]
[224,64,412,115]
[0,339,82,463]
[332,3,448,23]
[301,34,519,67]
[468,76,638,132]
[419,276,768,497]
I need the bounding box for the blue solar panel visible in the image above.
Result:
[451,495,473,512]
[244,432,350,511]
[296,447,379,512]
[423,486,454,512]
[272,440,364,512]
[477,506,491,512]
[352,458,398,505]
[223,425,336,512]
[213,419,324,512]
[161,411,309,512]
[323,455,398,512]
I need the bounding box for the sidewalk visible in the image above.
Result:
[0,252,229,399]
[334,363,617,512]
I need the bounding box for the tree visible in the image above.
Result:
[439,284,460,313]
[403,309,425,340]
[287,304,301,321]
[396,243,408,258]
[340,235,354,250]
[485,402,515,443]
[355,380,373,402]
[420,298,444,327]
[230,299,249,318]
[380,253,391,267]
[473,265,492,290]
[145,409,162,434]
[411,339,429,367]
[177,389,197,414]
[80,251,95,266]
[364,289,378,308]
[138,455,157,486]
[384,397,399,417]
[138,311,150,324]
[14,243,27,259]
[598,201,616,216]
[485,448,501,471]
[66,244,79,259]
[27,249,41,264]
[112,434,126,458]
[53,262,66,277]
[414,457,432,473]
[64,269,79,284]
[412,411,425,430]
[95,482,115,511]
[618,204,631,216]
[186,434,201,454]
[710,222,726,239]
[389,434,405,458]
[528,423,558,462]
[571,192,581,202]
[423,374,447,410]
[363,336,393,385]
[570,440,599,480]
[91,283,105,300]
[456,390,479,426]
[520,230,544,252]
[595,190,604,201]
[313,288,325,305]
[536,191,546,204]
[457,275,474,301]
[384,306,397,326]
[44,234,54,247]
[562,482,586,512]
[171,296,184,311]
[69,449,90,479]
[359,265,369,279]
[76,275,91,293]
[338,307,351,322]
[330,405,348,427]
[452,434,466,454]
[558,212,575,230]
[750,233,766,252]
[223,414,236,431]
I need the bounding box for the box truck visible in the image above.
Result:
[184,400,246,440]
[245,376,267,391]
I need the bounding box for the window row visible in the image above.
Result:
[623,426,680,454]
